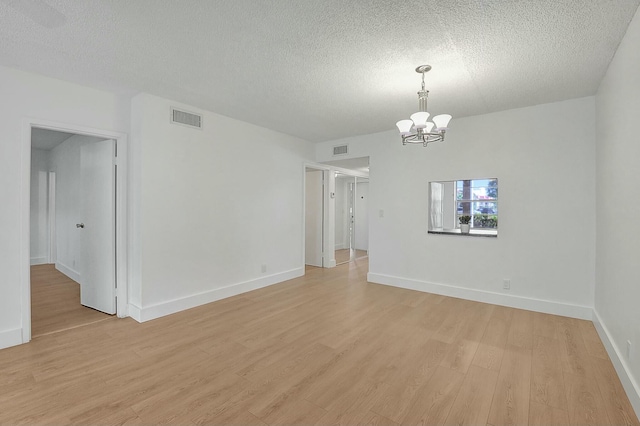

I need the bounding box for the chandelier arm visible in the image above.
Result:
[401,133,445,145]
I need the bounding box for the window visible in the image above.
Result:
[429,178,498,237]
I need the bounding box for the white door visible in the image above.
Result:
[305,169,323,267]
[79,139,116,314]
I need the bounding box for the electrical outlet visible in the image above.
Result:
[627,340,632,359]
[261,264,267,273]
[503,279,511,290]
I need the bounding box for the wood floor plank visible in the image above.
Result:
[431,298,477,344]
[487,345,532,426]
[507,309,534,350]
[30,264,113,337]
[370,338,449,423]
[591,357,640,426]
[532,311,559,340]
[357,411,399,426]
[531,334,568,410]
[578,320,610,360]
[443,365,499,426]
[0,260,634,425]
[529,400,570,426]
[313,380,389,425]
[557,317,593,377]
[565,371,613,426]
[472,342,504,372]
[440,338,480,374]
[400,365,466,426]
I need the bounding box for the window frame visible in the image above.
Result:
[428,178,498,237]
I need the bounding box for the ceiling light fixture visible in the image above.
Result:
[396,65,452,147]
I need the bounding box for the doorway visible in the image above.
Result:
[334,174,369,265]
[22,120,128,343]
[303,158,369,270]
[322,157,370,266]
[305,167,324,268]
[30,128,116,336]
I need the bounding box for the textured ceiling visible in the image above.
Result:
[1,1,638,143]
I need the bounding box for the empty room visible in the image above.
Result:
[1,1,639,425]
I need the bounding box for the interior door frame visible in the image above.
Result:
[47,171,56,264]
[303,164,327,268]
[302,162,369,270]
[20,118,129,343]
[303,163,333,269]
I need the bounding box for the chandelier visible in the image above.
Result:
[396,65,452,146]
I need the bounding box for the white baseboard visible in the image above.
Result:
[367,272,593,320]
[0,328,23,350]
[129,267,305,323]
[55,262,80,283]
[128,303,142,323]
[593,310,640,417]
[335,243,346,250]
[30,256,47,265]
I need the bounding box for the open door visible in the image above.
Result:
[79,139,116,314]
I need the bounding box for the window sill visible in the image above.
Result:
[428,229,498,238]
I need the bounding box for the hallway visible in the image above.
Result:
[31,264,112,337]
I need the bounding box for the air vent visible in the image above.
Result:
[171,107,202,129]
[333,144,348,156]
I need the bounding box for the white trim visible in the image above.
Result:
[129,267,304,323]
[30,257,47,266]
[593,310,640,417]
[0,328,23,350]
[128,303,142,323]
[47,171,56,264]
[55,262,81,283]
[303,163,326,269]
[367,272,593,320]
[21,118,129,344]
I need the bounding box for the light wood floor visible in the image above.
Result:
[2,259,637,425]
[335,248,368,264]
[31,264,113,337]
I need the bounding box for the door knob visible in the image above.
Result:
[76,223,85,228]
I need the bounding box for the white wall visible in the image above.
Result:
[129,93,314,321]
[316,96,596,318]
[595,5,640,413]
[30,149,50,265]
[0,66,130,349]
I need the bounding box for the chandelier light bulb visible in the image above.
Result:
[432,114,452,130]
[396,119,413,135]
[410,112,430,129]
[425,122,435,133]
